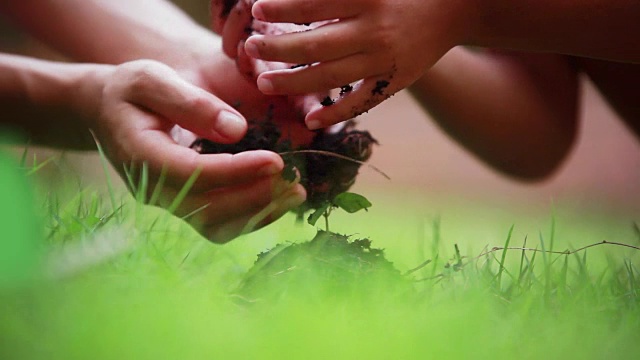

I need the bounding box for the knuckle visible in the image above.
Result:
[314,68,343,89]
[299,41,319,61]
[119,60,166,92]
[182,92,209,112]
[371,21,396,51]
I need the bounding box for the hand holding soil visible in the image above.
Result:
[200,0,379,214]
[80,59,307,243]
[220,0,464,129]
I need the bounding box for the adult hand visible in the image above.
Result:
[80,59,306,243]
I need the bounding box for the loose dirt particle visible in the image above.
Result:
[339,84,353,96]
[371,80,390,96]
[320,96,335,107]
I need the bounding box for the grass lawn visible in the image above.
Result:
[1,154,639,359]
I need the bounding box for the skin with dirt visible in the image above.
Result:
[207,0,405,298]
[191,116,405,303]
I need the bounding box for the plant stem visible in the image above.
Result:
[324,208,331,232]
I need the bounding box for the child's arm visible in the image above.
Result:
[0,0,211,69]
[409,48,580,180]
[232,0,639,129]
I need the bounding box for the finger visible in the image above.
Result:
[159,173,303,223]
[210,0,239,34]
[124,64,247,143]
[304,75,402,129]
[244,20,362,64]
[289,93,326,119]
[203,186,306,243]
[222,0,254,58]
[256,53,388,95]
[129,123,285,190]
[236,40,268,79]
[253,0,363,23]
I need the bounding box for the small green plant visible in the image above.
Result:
[306,191,372,231]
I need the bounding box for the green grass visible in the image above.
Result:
[1,154,639,359]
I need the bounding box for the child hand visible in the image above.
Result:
[82,60,306,243]
[225,0,470,129]
[211,0,330,118]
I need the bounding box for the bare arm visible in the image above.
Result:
[0,0,212,69]
[224,0,638,128]
[0,53,104,149]
[472,0,640,63]
[409,48,580,180]
[576,59,640,136]
[0,0,309,243]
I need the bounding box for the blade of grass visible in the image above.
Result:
[559,253,569,298]
[430,216,441,278]
[136,162,149,205]
[496,224,514,289]
[91,131,118,219]
[26,155,56,176]
[123,162,137,195]
[517,236,528,286]
[549,211,556,253]
[166,168,201,214]
[19,142,29,168]
[148,165,168,207]
[539,232,551,297]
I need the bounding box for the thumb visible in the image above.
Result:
[120,61,247,143]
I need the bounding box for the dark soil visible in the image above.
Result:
[371,80,390,96]
[191,120,377,210]
[320,96,335,107]
[233,231,413,303]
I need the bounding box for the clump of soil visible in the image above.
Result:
[233,231,413,303]
[191,120,377,210]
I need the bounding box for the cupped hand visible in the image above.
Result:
[81,59,306,243]
[214,0,468,129]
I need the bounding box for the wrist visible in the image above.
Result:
[165,30,223,86]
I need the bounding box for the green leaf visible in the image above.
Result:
[307,202,330,226]
[333,192,372,213]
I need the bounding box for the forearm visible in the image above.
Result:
[470,0,640,62]
[409,48,579,180]
[0,53,108,150]
[0,0,215,69]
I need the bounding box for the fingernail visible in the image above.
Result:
[257,77,274,94]
[252,3,265,20]
[258,163,281,176]
[244,39,260,58]
[217,110,246,139]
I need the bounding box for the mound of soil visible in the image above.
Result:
[233,231,413,303]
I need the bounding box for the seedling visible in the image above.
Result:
[306,191,372,232]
